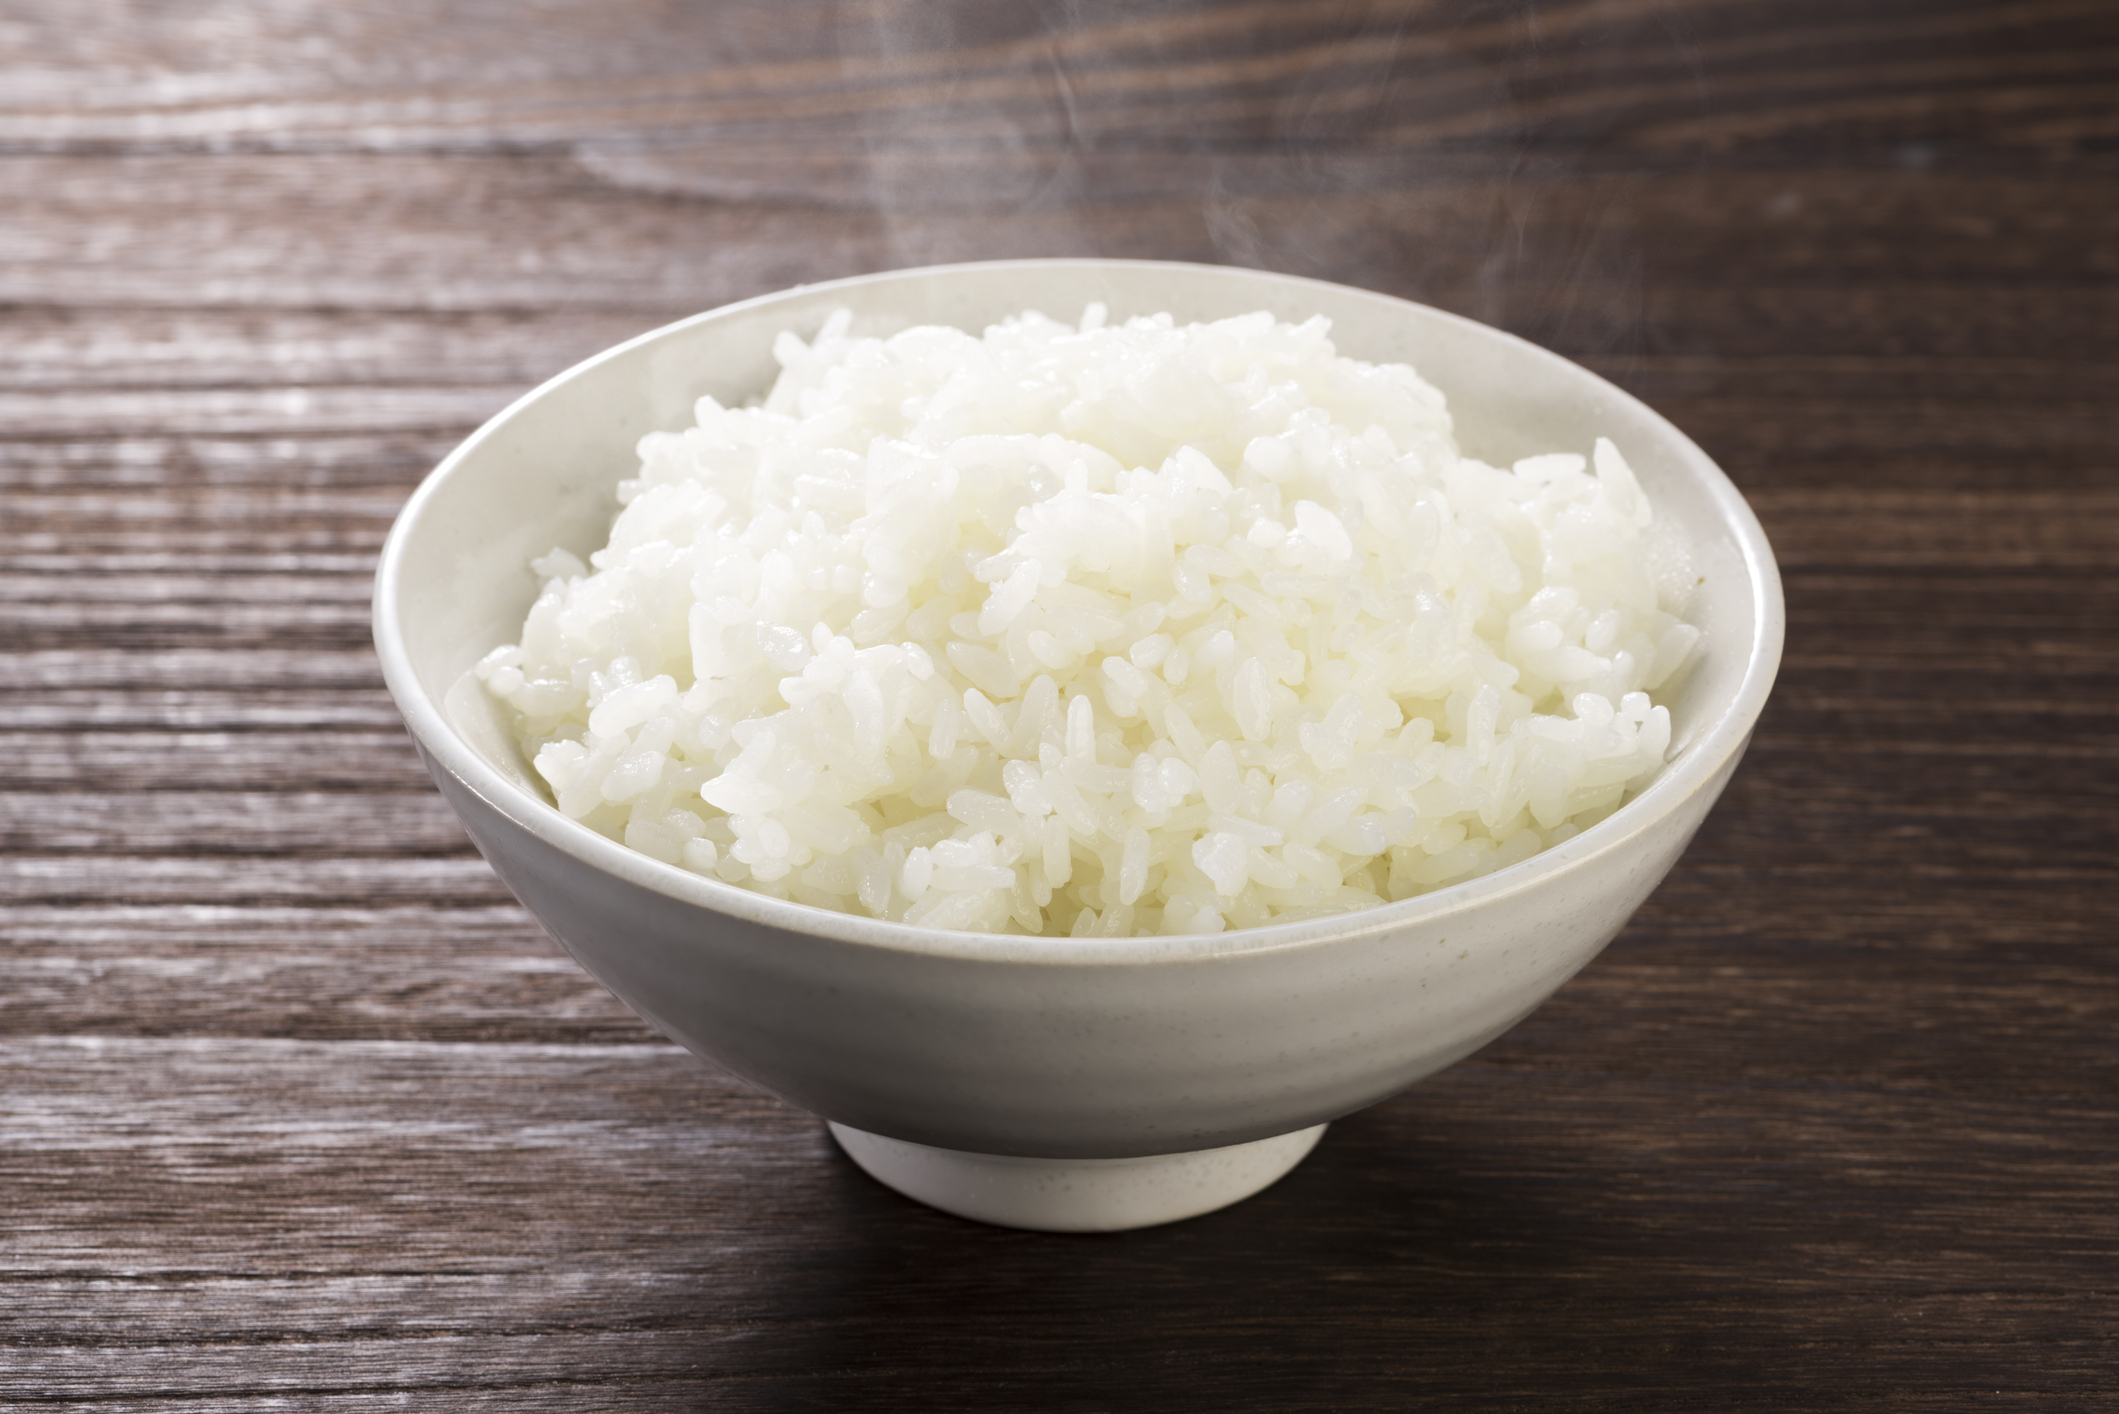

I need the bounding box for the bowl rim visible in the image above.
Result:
[374,256,1784,968]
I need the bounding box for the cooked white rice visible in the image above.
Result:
[478,305,1699,936]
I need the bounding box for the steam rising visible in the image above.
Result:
[576,2,1705,362]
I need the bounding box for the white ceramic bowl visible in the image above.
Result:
[374,259,1782,1231]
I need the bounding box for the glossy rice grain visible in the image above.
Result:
[479,306,1699,936]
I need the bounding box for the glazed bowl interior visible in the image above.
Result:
[377,258,1780,963]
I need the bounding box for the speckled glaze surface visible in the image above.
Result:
[375,260,1783,1165]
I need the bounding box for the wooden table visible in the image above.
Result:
[6,2,2114,1407]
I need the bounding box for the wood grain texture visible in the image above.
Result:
[4,0,2116,1408]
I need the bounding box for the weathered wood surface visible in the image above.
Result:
[3,0,2115,1407]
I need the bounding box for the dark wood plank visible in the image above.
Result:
[0,733,431,792]
[4,0,2112,157]
[1,1042,2111,1409]
[0,906,645,1044]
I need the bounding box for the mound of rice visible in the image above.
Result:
[477,305,1699,936]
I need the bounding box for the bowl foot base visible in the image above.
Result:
[828,1122,1327,1232]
